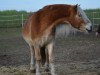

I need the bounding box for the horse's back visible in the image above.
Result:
[22,4,73,42]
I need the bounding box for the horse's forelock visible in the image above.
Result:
[77,6,91,23]
[75,6,92,32]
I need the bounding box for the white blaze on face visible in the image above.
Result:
[77,6,92,31]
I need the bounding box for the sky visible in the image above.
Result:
[0,0,100,12]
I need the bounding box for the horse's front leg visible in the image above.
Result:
[34,46,41,75]
[29,45,36,73]
[47,42,57,75]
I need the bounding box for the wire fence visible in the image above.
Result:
[0,14,28,28]
[0,12,100,29]
[92,12,100,30]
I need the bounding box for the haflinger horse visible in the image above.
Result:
[22,4,92,75]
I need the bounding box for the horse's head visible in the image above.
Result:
[68,5,92,33]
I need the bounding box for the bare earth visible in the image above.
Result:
[0,32,100,75]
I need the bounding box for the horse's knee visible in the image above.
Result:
[49,57,54,63]
[35,56,41,61]
[34,47,41,61]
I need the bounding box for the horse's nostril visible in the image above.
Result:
[86,26,92,33]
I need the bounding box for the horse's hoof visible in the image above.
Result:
[36,73,41,75]
[45,68,50,72]
[51,73,57,75]
[30,69,36,73]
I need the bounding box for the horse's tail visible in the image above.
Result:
[40,46,46,65]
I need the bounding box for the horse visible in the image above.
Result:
[22,4,92,75]
[96,24,100,37]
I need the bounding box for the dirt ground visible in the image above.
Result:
[0,30,100,75]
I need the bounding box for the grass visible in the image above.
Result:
[0,65,99,75]
[0,66,30,75]
[0,10,29,28]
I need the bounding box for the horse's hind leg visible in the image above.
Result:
[45,46,50,72]
[47,42,57,75]
[34,46,41,75]
[29,44,36,73]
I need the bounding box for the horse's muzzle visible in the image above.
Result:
[86,26,92,33]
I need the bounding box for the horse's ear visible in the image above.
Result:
[76,4,80,6]
[74,4,80,13]
[74,4,78,12]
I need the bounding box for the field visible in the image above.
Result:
[0,28,100,75]
[0,9,100,75]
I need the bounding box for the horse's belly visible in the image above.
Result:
[33,34,54,46]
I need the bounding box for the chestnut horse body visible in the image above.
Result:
[22,4,92,75]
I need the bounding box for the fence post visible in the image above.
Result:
[22,14,24,27]
[92,12,94,29]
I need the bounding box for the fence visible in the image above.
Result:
[92,12,100,29]
[0,12,100,29]
[0,14,28,28]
